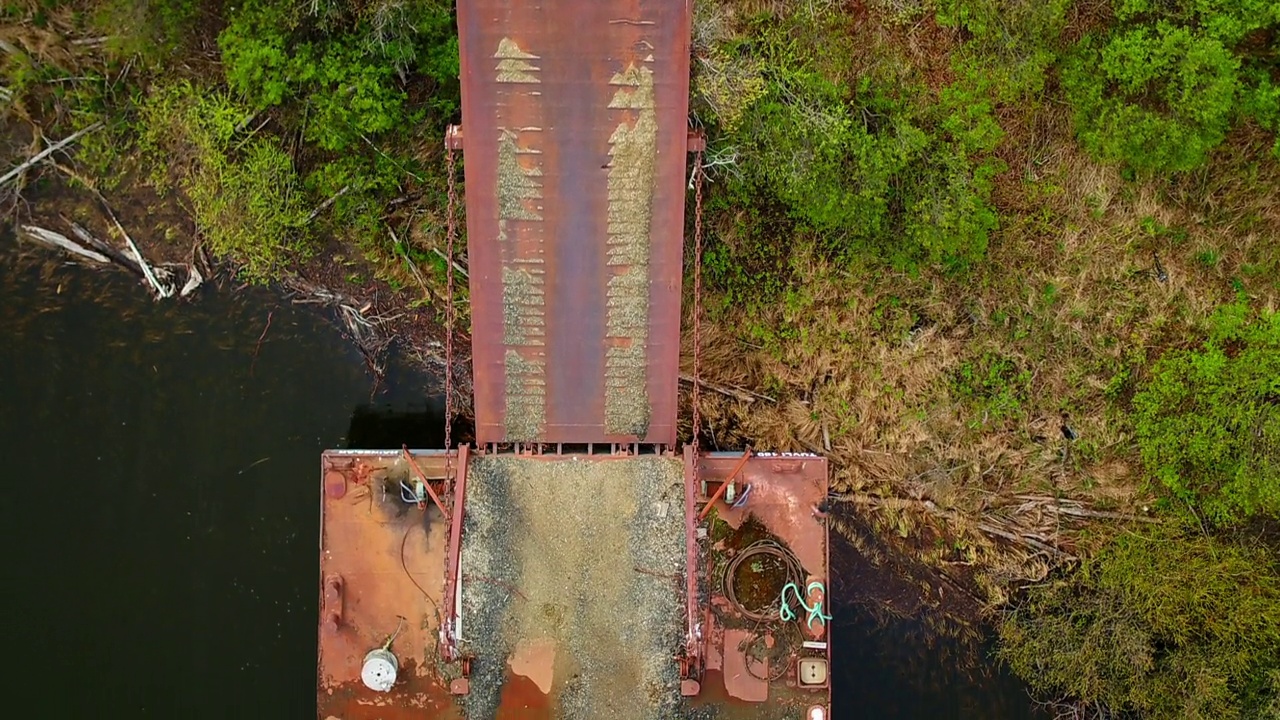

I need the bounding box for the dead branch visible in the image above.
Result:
[65,219,143,276]
[305,184,350,223]
[0,121,102,189]
[390,226,437,303]
[1010,495,1158,523]
[432,246,469,278]
[105,207,172,298]
[977,523,1077,561]
[679,373,776,403]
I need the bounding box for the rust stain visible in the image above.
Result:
[690,453,833,714]
[508,637,557,694]
[497,670,554,715]
[704,457,829,579]
[721,629,769,703]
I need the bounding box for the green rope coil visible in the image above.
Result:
[779,581,832,630]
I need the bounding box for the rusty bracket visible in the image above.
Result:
[401,445,451,520]
[698,446,752,522]
[445,124,463,151]
[687,129,707,153]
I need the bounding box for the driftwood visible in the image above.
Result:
[180,266,203,297]
[0,122,103,189]
[678,373,776,404]
[17,224,108,263]
[66,220,143,276]
[95,203,173,298]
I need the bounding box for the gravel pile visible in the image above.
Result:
[459,455,686,719]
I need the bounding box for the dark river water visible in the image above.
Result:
[0,243,1045,718]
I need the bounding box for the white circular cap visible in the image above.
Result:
[361,648,399,692]
[808,705,827,720]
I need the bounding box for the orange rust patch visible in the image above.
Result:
[497,670,554,715]
[721,629,769,703]
[707,457,828,579]
[508,637,557,694]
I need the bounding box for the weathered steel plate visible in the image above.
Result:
[458,0,692,445]
[689,451,832,713]
[316,451,458,720]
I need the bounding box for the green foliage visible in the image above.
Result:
[94,0,199,64]
[1000,528,1280,719]
[218,0,459,150]
[139,82,309,281]
[711,18,1003,272]
[1133,301,1280,524]
[1062,0,1280,171]
[1063,24,1241,172]
[952,351,1030,424]
[935,0,1069,101]
[1115,0,1280,45]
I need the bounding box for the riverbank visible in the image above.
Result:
[5,2,1280,716]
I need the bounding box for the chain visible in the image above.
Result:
[444,144,458,485]
[691,148,704,452]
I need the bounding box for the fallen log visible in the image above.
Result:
[17,224,108,263]
[66,220,143,276]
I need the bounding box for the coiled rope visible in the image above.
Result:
[780,581,832,631]
[724,539,803,623]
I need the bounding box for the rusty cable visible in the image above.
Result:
[723,539,802,623]
[691,148,704,452]
[443,145,457,491]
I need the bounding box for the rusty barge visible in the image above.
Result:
[317,1,832,718]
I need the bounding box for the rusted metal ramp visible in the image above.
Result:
[456,0,691,445]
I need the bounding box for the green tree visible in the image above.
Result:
[1134,301,1280,524]
[1062,0,1280,171]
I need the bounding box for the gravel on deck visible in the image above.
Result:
[459,455,686,719]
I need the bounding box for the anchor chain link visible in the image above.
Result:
[691,148,704,452]
[444,144,458,489]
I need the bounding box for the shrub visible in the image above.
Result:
[722,28,1002,271]
[218,0,459,142]
[139,82,309,281]
[952,351,1030,425]
[1000,528,1280,719]
[1062,0,1280,171]
[935,0,1070,101]
[1134,301,1280,524]
[1063,24,1240,173]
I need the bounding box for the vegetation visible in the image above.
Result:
[1135,301,1280,524]
[1,0,460,289]
[686,1,1280,715]
[138,81,308,280]
[1001,527,1280,719]
[1062,0,1280,172]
